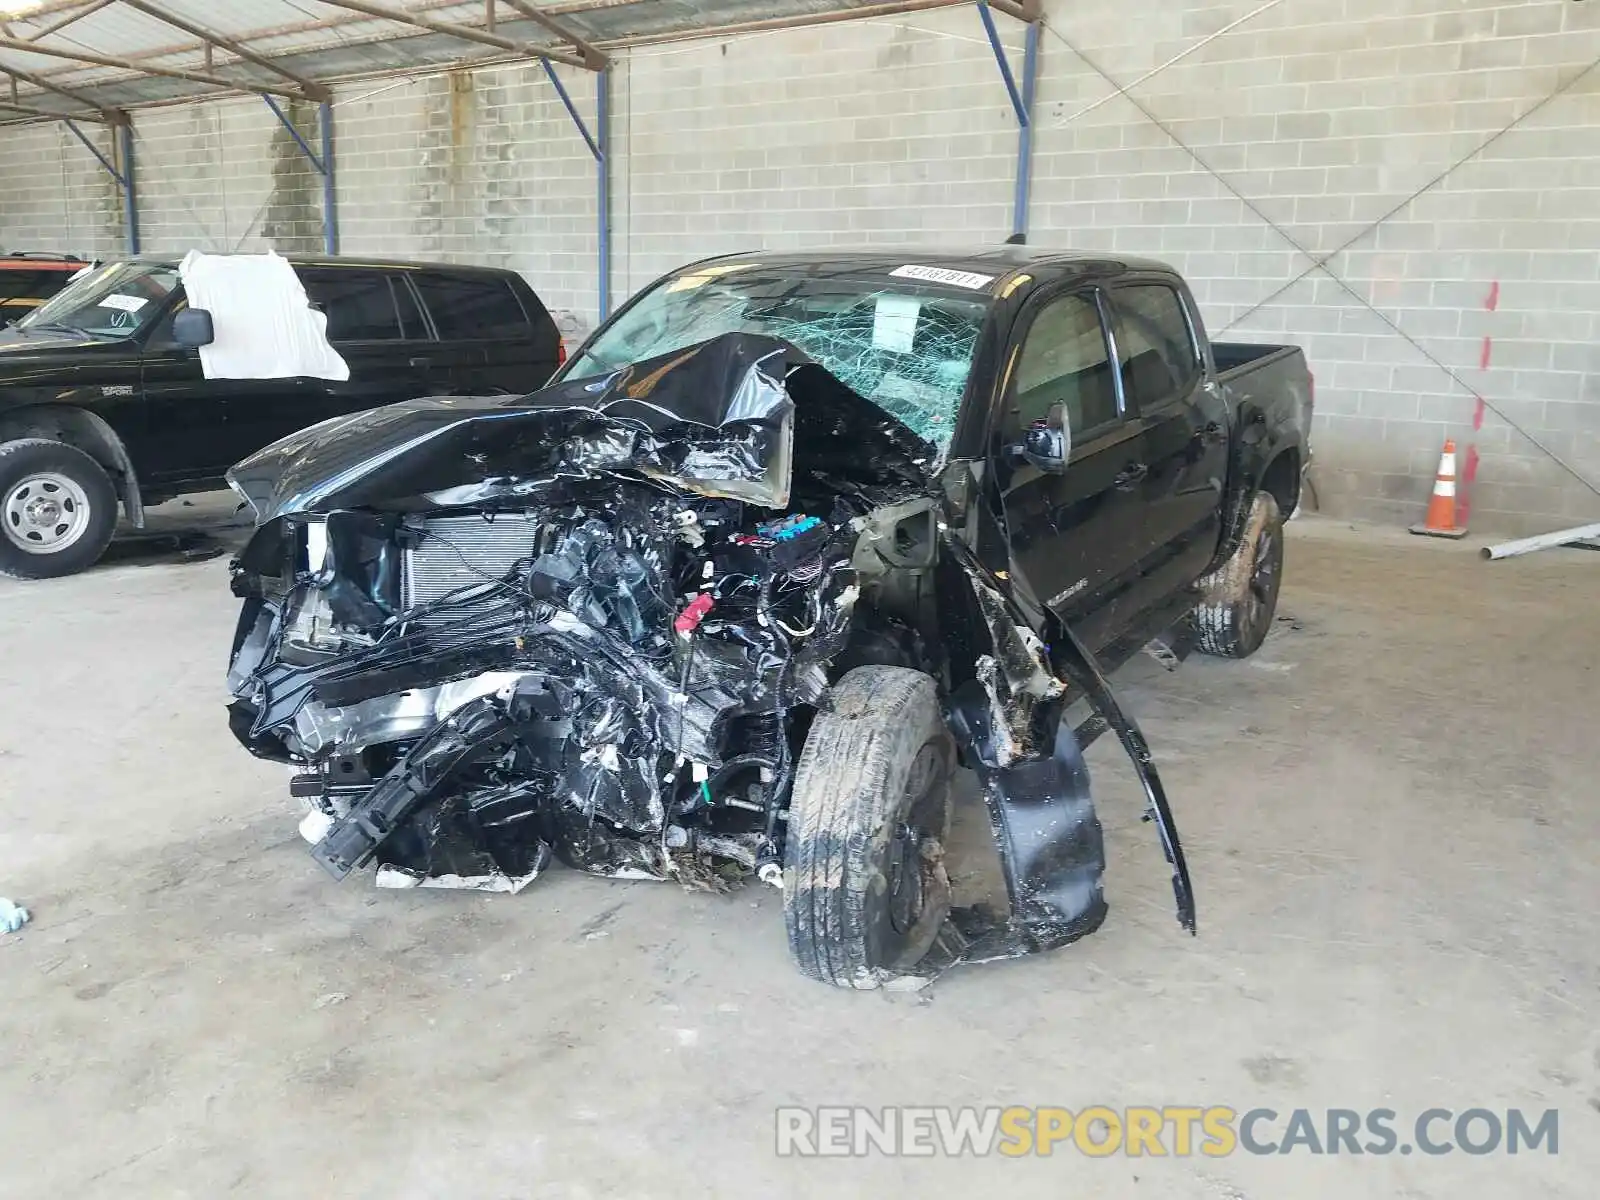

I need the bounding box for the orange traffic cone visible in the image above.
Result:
[1411,438,1468,539]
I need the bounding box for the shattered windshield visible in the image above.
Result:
[16,260,177,339]
[565,264,989,448]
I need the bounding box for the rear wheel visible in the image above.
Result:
[783,666,955,989]
[1192,490,1283,659]
[0,438,118,580]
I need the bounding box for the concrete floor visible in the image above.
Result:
[1,502,1596,1199]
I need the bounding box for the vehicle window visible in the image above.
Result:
[15,261,178,340]
[0,270,45,303]
[37,271,78,301]
[413,273,530,340]
[299,268,403,341]
[1110,285,1200,410]
[1011,292,1119,437]
[564,266,988,448]
[392,275,426,339]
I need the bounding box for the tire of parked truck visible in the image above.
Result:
[0,438,118,580]
[783,665,956,989]
[1192,490,1283,659]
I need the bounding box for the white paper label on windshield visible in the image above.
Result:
[871,294,920,353]
[889,264,995,290]
[98,293,148,313]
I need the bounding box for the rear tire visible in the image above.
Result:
[783,666,955,989]
[1192,491,1283,659]
[0,438,118,580]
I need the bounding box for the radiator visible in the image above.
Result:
[401,512,545,613]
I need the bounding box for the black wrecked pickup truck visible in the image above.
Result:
[223,248,1311,988]
[0,255,562,579]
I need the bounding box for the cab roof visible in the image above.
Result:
[686,246,1179,294]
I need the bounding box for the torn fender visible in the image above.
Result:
[1050,618,1197,935]
[946,684,1108,955]
[941,527,1197,936]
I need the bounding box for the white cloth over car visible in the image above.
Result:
[177,249,350,382]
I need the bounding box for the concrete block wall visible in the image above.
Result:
[615,14,1018,293]
[133,97,286,252]
[0,120,125,258]
[1026,0,1600,533]
[1,0,1597,533]
[333,62,601,315]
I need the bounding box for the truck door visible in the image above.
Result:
[1105,282,1229,588]
[995,287,1151,651]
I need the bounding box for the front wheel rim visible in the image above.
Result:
[3,472,93,554]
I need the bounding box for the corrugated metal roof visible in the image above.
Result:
[0,0,970,121]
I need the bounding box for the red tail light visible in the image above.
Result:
[557,337,568,367]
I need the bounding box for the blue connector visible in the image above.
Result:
[758,514,822,541]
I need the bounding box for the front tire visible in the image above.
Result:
[0,438,119,580]
[783,666,955,989]
[1192,490,1283,658]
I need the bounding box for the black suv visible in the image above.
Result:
[0,255,563,578]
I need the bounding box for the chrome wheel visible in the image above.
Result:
[3,472,93,554]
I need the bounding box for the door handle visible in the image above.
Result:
[408,356,432,369]
[1113,462,1149,491]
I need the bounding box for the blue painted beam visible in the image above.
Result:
[65,118,138,252]
[976,0,1029,127]
[1012,20,1040,240]
[320,102,339,255]
[120,123,139,253]
[262,95,325,174]
[541,58,601,162]
[263,95,337,255]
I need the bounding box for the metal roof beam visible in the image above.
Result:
[500,0,608,69]
[0,35,314,99]
[591,0,966,49]
[0,62,124,122]
[117,0,333,101]
[24,0,115,42]
[0,97,108,122]
[316,0,591,72]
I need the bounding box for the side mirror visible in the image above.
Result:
[172,307,215,349]
[1014,401,1071,474]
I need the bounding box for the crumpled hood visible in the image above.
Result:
[227,333,819,524]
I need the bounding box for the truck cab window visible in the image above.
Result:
[413,274,530,340]
[1011,292,1118,437]
[298,269,403,342]
[1109,285,1200,410]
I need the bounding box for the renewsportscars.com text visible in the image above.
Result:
[774,1106,1560,1158]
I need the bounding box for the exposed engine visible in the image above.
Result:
[224,334,932,892]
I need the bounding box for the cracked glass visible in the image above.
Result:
[566,265,990,449]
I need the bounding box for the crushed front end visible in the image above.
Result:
[223,331,1194,982]
[224,335,927,893]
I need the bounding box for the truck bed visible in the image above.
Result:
[1212,341,1302,381]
